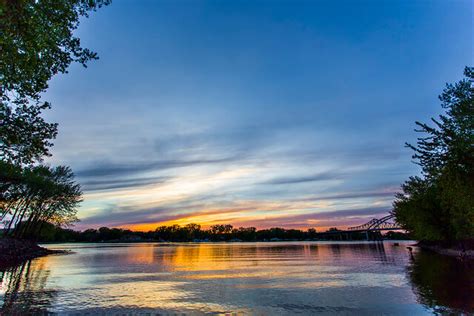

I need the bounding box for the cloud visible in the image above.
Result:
[81,176,170,191]
[41,0,466,231]
[76,156,244,178]
[304,206,390,219]
[229,206,390,229]
[77,205,189,228]
[76,202,258,230]
[262,170,343,185]
[62,109,408,232]
[302,190,397,202]
[75,189,392,231]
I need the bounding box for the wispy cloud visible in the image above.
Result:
[40,0,467,231]
[262,170,342,185]
[302,190,398,202]
[81,176,170,192]
[76,156,244,178]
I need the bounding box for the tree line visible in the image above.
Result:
[1,1,110,239]
[35,223,410,243]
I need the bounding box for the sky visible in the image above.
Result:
[44,0,473,231]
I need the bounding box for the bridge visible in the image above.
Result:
[347,214,400,232]
[319,214,402,241]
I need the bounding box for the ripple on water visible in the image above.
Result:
[0,241,471,315]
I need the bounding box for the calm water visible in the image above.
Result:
[0,241,472,315]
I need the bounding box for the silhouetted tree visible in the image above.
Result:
[1,165,81,238]
[184,223,202,240]
[0,0,109,239]
[307,228,318,239]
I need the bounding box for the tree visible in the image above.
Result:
[184,223,201,240]
[1,0,110,164]
[307,228,317,239]
[394,67,474,242]
[1,164,81,239]
[210,224,228,235]
[1,0,110,100]
[0,0,109,238]
[0,103,58,165]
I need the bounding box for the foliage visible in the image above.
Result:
[0,0,110,164]
[1,0,110,99]
[0,102,58,165]
[383,230,411,240]
[0,161,82,238]
[0,0,109,238]
[394,67,474,242]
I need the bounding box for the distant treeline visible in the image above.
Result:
[32,223,410,243]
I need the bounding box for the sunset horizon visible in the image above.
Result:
[1,0,472,313]
[38,1,471,232]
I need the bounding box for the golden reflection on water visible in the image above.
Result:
[0,242,472,314]
[124,243,156,265]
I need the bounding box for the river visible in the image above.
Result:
[0,241,472,314]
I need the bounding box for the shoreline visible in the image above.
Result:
[39,238,413,244]
[416,241,474,260]
[0,238,66,270]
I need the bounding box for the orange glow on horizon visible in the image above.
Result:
[118,219,352,233]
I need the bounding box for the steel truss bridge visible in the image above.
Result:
[319,214,402,241]
[347,214,401,232]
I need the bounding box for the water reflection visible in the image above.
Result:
[0,259,55,314]
[0,242,471,314]
[408,250,474,314]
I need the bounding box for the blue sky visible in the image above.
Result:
[44,0,473,230]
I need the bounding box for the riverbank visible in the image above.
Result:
[417,240,474,260]
[0,238,64,269]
